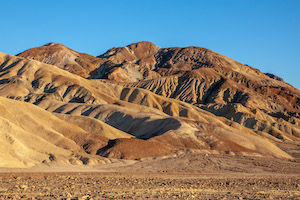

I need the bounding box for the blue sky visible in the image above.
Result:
[1,0,299,89]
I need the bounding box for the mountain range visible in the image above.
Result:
[0,41,299,168]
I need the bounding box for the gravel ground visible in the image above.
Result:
[0,172,299,199]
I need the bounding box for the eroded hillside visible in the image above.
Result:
[0,41,299,167]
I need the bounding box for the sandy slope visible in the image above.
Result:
[0,96,114,168]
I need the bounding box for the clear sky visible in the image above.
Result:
[1,0,299,89]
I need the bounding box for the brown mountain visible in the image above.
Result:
[17,42,102,78]
[0,41,299,167]
[18,42,300,140]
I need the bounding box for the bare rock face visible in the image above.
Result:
[0,41,299,166]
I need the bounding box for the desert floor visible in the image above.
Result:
[0,151,300,199]
[0,172,299,199]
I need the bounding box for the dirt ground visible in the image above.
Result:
[0,172,299,199]
[0,151,300,199]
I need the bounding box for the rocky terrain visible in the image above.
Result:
[1,150,300,199]
[0,172,299,199]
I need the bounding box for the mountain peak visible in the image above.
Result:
[127,41,159,48]
[44,42,60,46]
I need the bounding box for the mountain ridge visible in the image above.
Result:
[0,41,299,167]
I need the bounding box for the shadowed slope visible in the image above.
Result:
[54,114,133,140]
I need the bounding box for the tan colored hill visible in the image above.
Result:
[0,51,296,167]
[0,96,109,167]
[0,95,179,167]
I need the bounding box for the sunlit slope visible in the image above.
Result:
[0,97,111,167]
